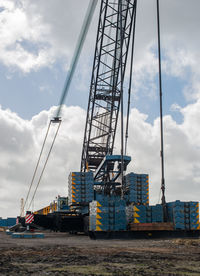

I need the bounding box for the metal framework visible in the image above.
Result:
[81,0,137,173]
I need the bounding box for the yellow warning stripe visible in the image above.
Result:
[96,226,102,231]
[133,206,139,212]
[96,207,102,213]
[96,214,102,219]
[133,212,140,218]
[96,219,102,225]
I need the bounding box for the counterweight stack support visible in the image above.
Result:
[81,0,137,175]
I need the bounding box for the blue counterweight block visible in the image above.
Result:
[174,222,186,230]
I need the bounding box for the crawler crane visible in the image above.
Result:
[21,0,200,238]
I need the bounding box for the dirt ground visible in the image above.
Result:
[0,231,200,275]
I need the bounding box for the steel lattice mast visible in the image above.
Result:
[81,0,137,173]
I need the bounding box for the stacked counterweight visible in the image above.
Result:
[126,204,163,224]
[167,201,200,230]
[89,199,127,231]
[68,172,94,205]
[67,170,200,232]
[124,173,149,205]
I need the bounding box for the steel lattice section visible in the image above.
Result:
[81,0,136,172]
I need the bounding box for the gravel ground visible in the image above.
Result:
[0,231,200,275]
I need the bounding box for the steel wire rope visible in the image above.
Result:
[119,0,125,196]
[124,0,137,155]
[158,187,162,204]
[56,0,98,118]
[28,121,62,210]
[23,120,52,213]
[23,0,97,212]
[156,0,167,210]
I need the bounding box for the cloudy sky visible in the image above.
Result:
[0,0,200,218]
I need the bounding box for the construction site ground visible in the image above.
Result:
[0,231,200,275]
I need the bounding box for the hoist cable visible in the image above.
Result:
[125,0,137,155]
[56,0,98,118]
[158,186,162,204]
[23,120,52,212]
[156,0,166,207]
[28,121,62,210]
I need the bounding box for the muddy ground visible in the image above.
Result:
[0,231,200,275]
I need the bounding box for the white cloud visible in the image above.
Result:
[170,103,181,112]
[131,0,200,102]
[1,102,200,218]
[0,0,200,107]
[116,101,200,204]
[0,105,85,217]
[181,99,200,145]
[0,0,54,72]
[0,0,94,72]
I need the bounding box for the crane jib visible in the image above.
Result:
[81,0,137,173]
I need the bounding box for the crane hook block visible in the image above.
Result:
[51,117,62,123]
